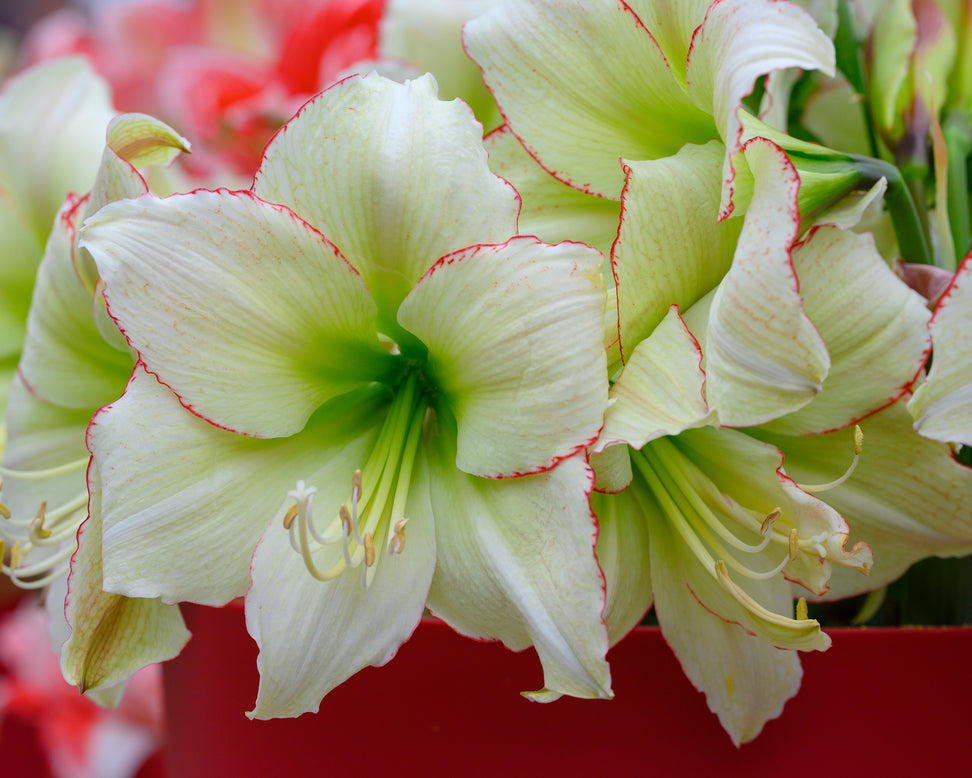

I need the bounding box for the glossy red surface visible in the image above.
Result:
[163,603,972,777]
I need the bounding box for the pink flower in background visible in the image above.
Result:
[0,602,164,778]
[19,0,386,177]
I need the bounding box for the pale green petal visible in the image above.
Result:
[685,0,835,218]
[754,400,972,598]
[763,226,930,435]
[0,58,115,239]
[425,418,611,700]
[60,465,190,695]
[81,190,394,438]
[869,0,916,137]
[247,449,435,719]
[705,139,829,426]
[591,486,653,646]
[253,72,518,329]
[464,0,714,199]
[90,367,387,605]
[398,237,607,477]
[625,0,713,81]
[18,197,132,409]
[381,0,502,128]
[0,203,41,360]
[614,141,740,355]
[649,504,803,746]
[597,306,716,452]
[909,258,972,444]
[484,125,621,258]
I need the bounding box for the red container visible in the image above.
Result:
[163,603,972,777]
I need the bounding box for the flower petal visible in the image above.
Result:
[89,366,387,605]
[754,400,972,598]
[60,463,190,695]
[648,504,803,746]
[424,416,611,700]
[484,125,621,259]
[704,139,830,426]
[762,226,930,435]
[685,0,835,218]
[398,236,608,477]
[81,189,393,438]
[591,486,653,645]
[18,196,132,409]
[246,456,435,719]
[613,141,741,357]
[597,306,716,452]
[908,257,972,444]
[464,0,714,199]
[253,72,519,327]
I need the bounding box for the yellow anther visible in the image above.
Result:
[796,597,808,621]
[31,501,51,539]
[0,502,9,520]
[339,505,352,535]
[390,518,408,555]
[853,425,864,456]
[363,532,375,567]
[9,541,20,570]
[788,528,799,561]
[283,503,299,530]
[0,539,4,564]
[760,508,782,536]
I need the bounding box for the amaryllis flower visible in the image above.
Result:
[0,57,115,411]
[0,111,193,693]
[589,136,953,744]
[464,0,838,216]
[78,73,612,716]
[908,256,972,444]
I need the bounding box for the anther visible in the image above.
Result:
[389,518,408,555]
[853,424,863,456]
[283,503,299,530]
[31,502,51,539]
[0,502,9,520]
[363,532,375,567]
[796,597,808,621]
[339,505,352,536]
[9,541,20,570]
[798,425,863,493]
[788,528,799,561]
[760,508,782,536]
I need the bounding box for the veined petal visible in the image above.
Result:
[464,0,715,200]
[685,0,835,218]
[0,57,115,239]
[591,486,653,645]
[763,226,930,435]
[754,400,972,598]
[253,72,519,327]
[247,451,435,719]
[424,418,611,700]
[18,196,132,409]
[596,306,716,453]
[614,141,741,356]
[60,464,190,695]
[909,257,972,444]
[625,0,713,80]
[80,190,394,438]
[705,139,829,427]
[398,237,608,477]
[648,503,803,746]
[484,125,621,259]
[89,366,387,605]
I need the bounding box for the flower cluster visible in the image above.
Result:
[1,0,971,750]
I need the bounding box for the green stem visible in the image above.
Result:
[835,0,880,159]
[852,155,933,264]
[943,113,972,262]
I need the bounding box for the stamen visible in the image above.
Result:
[788,528,799,561]
[798,425,863,493]
[389,518,408,555]
[760,508,782,536]
[796,597,809,621]
[282,503,299,530]
[31,502,51,540]
[0,502,9,519]
[9,541,20,570]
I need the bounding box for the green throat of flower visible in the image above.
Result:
[0,456,90,589]
[283,368,430,588]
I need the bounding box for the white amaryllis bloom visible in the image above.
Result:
[590,136,945,745]
[465,0,836,216]
[79,73,612,717]
[0,57,115,412]
[0,111,192,699]
[908,256,972,445]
